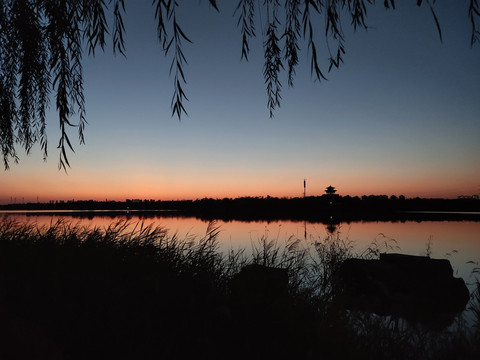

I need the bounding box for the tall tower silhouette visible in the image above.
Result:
[303,179,306,198]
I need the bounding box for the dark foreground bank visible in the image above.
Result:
[0,219,479,360]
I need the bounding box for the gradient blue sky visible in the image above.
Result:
[1,1,479,203]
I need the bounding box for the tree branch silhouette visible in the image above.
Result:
[0,0,478,169]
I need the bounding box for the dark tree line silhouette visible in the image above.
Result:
[2,195,479,223]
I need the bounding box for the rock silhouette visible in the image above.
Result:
[337,253,470,329]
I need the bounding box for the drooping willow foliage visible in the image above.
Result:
[1,0,479,170]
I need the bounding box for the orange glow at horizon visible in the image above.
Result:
[1,178,479,204]
[1,160,479,204]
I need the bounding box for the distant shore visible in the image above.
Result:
[1,196,479,223]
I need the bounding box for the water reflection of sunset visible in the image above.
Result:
[4,214,479,281]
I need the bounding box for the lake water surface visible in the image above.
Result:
[2,211,479,287]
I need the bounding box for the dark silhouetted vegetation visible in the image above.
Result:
[1,1,479,168]
[0,219,479,359]
[2,195,479,223]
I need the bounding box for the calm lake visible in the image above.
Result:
[2,211,479,287]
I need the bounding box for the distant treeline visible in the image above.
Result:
[1,195,479,222]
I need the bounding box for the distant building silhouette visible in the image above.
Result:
[325,185,337,195]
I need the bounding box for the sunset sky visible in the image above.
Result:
[1,1,479,204]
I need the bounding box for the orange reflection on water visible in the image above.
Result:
[2,213,479,281]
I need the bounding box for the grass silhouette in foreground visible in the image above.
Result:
[0,219,479,359]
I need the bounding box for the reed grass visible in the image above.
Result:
[0,218,479,359]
